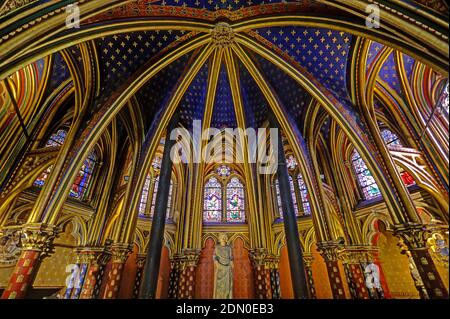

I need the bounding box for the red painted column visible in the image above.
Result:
[250,249,272,299]
[168,258,181,299]
[1,224,57,299]
[317,242,347,299]
[132,255,146,299]
[339,247,374,299]
[302,254,317,299]
[176,250,200,299]
[79,248,111,299]
[101,244,132,299]
[396,225,449,299]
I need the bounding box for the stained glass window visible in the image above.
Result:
[440,82,449,115]
[143,176,174,219]
[34,129,68,187]
[217,165,231,177]
[150,175,159,217]
[297,174,311,215]
[69,152,97,200]
[203,177,222,222]
[226,177,245,222]
[351,150,381,200]
[274,176,301,218]
[166,179,174,219]
[33,165,53,187]
[381,129,401,146]
[381,129,416,186]
[138,174,151,216]
[286,155,298,170]
[45,129,67,147]
[152,157,161,170]
[274,179,283,217]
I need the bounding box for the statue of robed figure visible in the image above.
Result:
[213,233,233,299]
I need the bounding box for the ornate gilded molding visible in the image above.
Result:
[0,148,58,200]
[316,241,344,261]
[302,253,314,268]
[20,223,59,254]
[74,246,111,266]
[0,0,33,17]
[338,245,379,264]
[110,243,132,263]
[394,223,429,250]
[211,22,234,48]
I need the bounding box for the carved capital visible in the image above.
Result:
[20,223,59,255]
[110,243,132,263]
[264,254,280,269]
[75,247,111,266]
[317,241,343,262]
[211,22,234,48]
[338,245,379,264]
[302,253,314,268]
[249,248,268,267]
[394,224,429,250]
[180,248,201,268]
[136,254,146,268]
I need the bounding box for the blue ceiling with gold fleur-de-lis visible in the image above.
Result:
[379,52,402,96]
[251,51,311,131]
[238,60,269,129]
[179,61,210,129]
[211,63,238,129]
[135,52,193,131]
[48,52,70,92]
[96,30,186,94]
[253,27,353,103]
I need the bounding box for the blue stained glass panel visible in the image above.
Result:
[203,177,222,222]
[351,150,381,200]
[226,177,245,222]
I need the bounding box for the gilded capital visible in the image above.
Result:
[110,243,133,263]
[20,223,59,254]
[317,241,343,261]
[394,224,429,250]
[338,246,378,264]
[211,22,234,48]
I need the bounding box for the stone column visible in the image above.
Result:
[317,241,347,299]
[250,249,272,299]
[168,256,182,299]
[101,243,132,299]
[338,246,375,299]
[132,254,146,299]
[271,116,309,299]
[302,253,317,299]
[395,224,448,299]
[1,224,58,299]
[79,248,111,299]
[176,249,200,299]
[266,255,281,299]
[139,114,178,299]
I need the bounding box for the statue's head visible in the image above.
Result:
[218,233,228,246]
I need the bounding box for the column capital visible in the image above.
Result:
[20,223,60,254]
[338,245,379,264]
[136,254,147,268]
[249,248,269,267]
[110,243,133,263]
[264,254,280,269]
[317,241,343,261]
[74,247,111,266]
[173,249,201,270]
[302,253,314,268]
[394,223,429,250]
